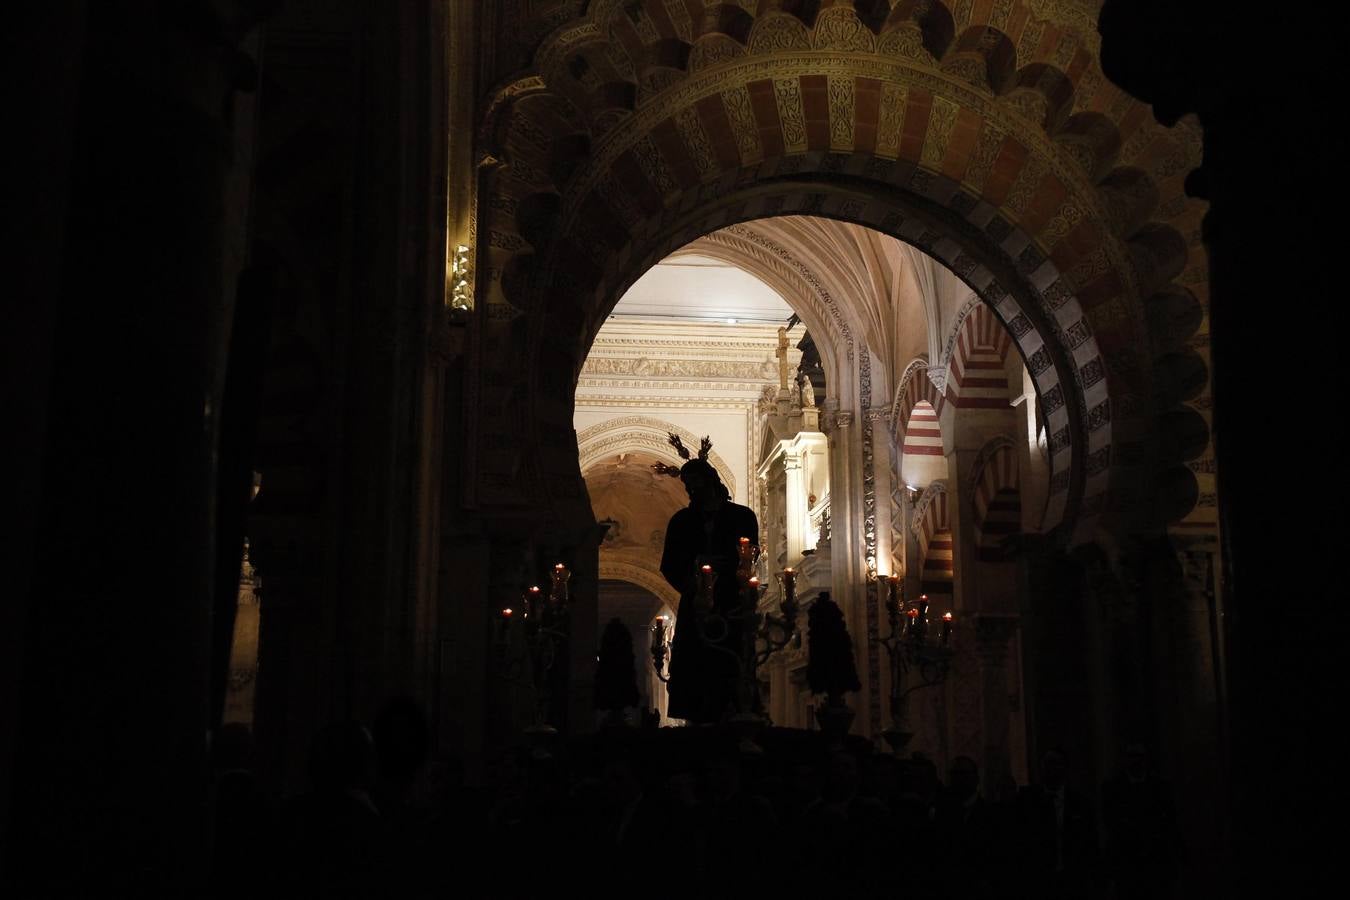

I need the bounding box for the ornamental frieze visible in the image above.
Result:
[580,357,778,380]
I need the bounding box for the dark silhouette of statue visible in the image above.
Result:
[595,617,640,718]
[657,435,758,724]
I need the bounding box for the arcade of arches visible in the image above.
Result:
[5,0,1337,892]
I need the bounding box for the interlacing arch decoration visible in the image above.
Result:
[945,302,1014,408]
[912,481,954,599]
[969,435,1022,560]
[899,400,944,483]
[892,358,946,437]
[889,357,941,572]
[476,0,1211,544]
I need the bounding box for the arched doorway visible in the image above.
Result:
[474,2,1210,556]
[456,5,1218,866]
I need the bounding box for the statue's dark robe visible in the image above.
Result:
[659,500,759,723]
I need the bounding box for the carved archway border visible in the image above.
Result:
[968,434,1021,497]
[479,0,1213,544]
[598,558,680,610]
[892,357,946,439]
[680,226,853,379]
[544,173,1092,541]
[578,415,737,500]
[968,434,1022,533]
[912,480,950,537]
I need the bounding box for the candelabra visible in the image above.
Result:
[497,563,573,738]
[874,573,955,755]
[650,615,671,683]
[648,538,800,722]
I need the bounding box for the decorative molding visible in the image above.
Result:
[484,0,1202,547]
[575,394,761,409]
[911,480,950,535]
[1026,0,1103,52]
[550,55,1138,291]
[814,7,875,53]
[577,382,768,395]
[577,415,737,497]
[942,296,983,368]
[598,558,680,609]
[718,223,853,361]
[860,341,882,736]
[581,357,778,380]
[967,434,1020,495]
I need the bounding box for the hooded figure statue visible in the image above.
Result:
[656,438,759,724]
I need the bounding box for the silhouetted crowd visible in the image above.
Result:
[211,704,1181,898]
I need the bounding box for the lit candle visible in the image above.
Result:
[736,537,757,587]
[942,611,953,646]
[550,563,571,605]
[526,585,541,618]
[500,607,513,621]
[697,564,716,610]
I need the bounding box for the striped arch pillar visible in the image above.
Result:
[970,440,1023,612]
[967,439,1025,788]
[914,485,955,607]
[939,440,982,614]
[938,304,1021,615]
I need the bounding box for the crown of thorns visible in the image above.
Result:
[652,433,712,478]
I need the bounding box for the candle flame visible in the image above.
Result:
[501,608,513,618]
[701,564,712,572]
[943,612,953,621]
[907,608,919,618]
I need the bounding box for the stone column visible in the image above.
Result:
[974,615,1020,787]
[783,448,807,563]
[6,3,265,887]
[826,410,871,736]
[221,543,262,725]
[943,447,982,613]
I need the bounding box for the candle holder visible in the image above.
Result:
[650,615,670,683]
[873,576,956,756]
[651,540,801,724]
[495,563,575,739]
